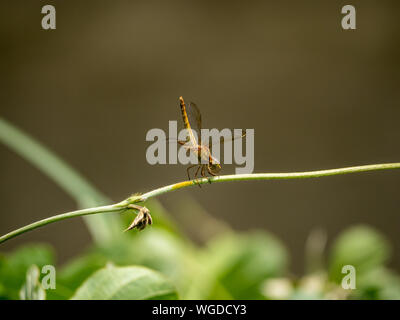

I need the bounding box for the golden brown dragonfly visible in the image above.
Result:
[177,96,245,182]
[125,96,245,231]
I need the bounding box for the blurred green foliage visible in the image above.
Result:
[1,118,399,300]
[0,244,54,299]
[19,265,46,300]
[329,226,391,282]
[1,205,400,299]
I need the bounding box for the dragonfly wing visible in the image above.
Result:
[186,102,202,145]
[165,137,190,145]
[210,129,246,153]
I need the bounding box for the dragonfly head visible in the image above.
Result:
[208,157,221,174]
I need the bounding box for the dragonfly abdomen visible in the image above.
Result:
[179,96,191,130]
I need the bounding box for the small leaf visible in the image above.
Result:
[71,265,178,300]
[19,265,46,300]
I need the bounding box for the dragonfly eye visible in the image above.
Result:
[210,162,221,173]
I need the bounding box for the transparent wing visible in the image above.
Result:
[186,102,202,145]
[165,137,189,145]
[209,129,246,153]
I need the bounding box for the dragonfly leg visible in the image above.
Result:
[194,165,202,188]
[186,164,197,181]
[194,165,201,178]
[201,165,215,184]
[206,165,218,183]
[201,165,206,177]
[187,164,202,188]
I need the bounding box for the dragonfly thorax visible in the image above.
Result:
[188,144,212,163]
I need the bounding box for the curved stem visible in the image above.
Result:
[0,205,126,245]
[138,162,400,201]
[1,162,399,244]
[0,117,122,244]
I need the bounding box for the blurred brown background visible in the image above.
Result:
[1,0,399,274]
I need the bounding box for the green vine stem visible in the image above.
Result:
[1,162,399,245]
[0,118,123,244]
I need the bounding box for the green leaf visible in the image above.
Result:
[47,224,194,300]
[46,252,108,300]
[93,227,196,292]
[329,225,391,283]
[19,265,46,300]
[70,265,178,300]
[0,244,54,299]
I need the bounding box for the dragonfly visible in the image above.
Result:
[176,96,245,182]
[125,96,244,231]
